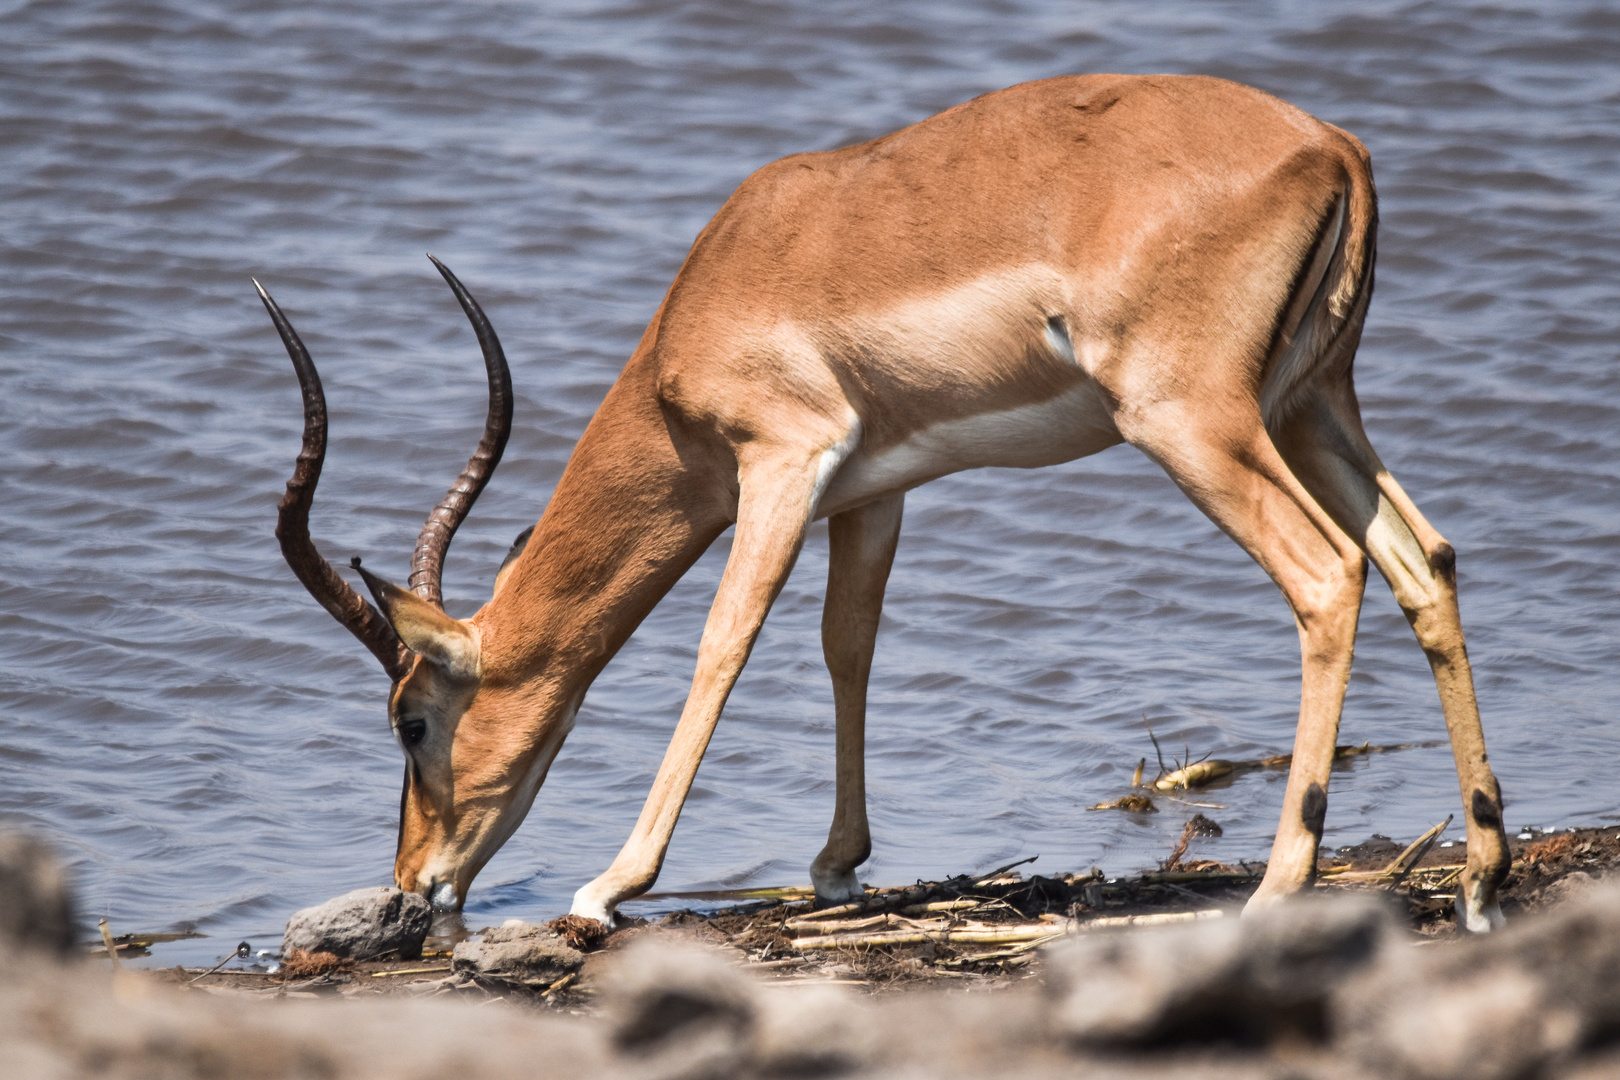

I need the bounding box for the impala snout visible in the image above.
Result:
[393,801,477,911]
[395,833,469,910]
[394,849,467,909]
[390,678,581,910]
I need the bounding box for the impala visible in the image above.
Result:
[257,74,1510,932]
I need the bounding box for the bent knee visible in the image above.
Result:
[1397,546,1470,656]
[1294,555,1365,636]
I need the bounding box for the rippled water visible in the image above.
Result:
[3,0,1618,964]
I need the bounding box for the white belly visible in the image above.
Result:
[817,380,1122,518]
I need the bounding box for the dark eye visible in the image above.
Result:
[399,719,427,748]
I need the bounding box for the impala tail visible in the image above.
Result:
[1258,154,1377,430]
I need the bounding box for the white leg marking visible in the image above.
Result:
[810,863,866,904]
[809,416,862,518]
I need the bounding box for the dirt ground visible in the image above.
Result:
[139,822,1620,1008]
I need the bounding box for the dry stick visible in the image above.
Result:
[1154,762,1234,791]
[790,898,877,922]
[638,884,814,903]
[1126,738,1442,799]
[542,972,577,998]
[1162,821,1195,871]
[790,858,1037,925]
[190,943,252,986]
[1383,815,1454,891]
[951,932,1068,964]
[903,898,984,916]
[951,940,1047,964]
[369,966,453,978]
[1154,879,1211,903]
[1147,723,1170,780]
[1081,910,1224,931]
[1163,795,1227,810]
[791,924,1067,951]
[1140,869,1258,883]
[1430,866,1465,890]
[789,910,1224,951]
[784,912,921,934]
[973,855,1038,885]
[97,918,122,970]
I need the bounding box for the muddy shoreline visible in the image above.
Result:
[131,823,1620,1006]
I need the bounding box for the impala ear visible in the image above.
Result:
[351,559,479,679]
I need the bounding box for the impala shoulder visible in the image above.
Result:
[652,321,845,439]
[711,148,842,227]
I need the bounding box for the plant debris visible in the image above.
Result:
[1161,813,1223,870]
[546,913,610,951]
[1088,794,1157,812]
[1101,724,1443,801]
[277,949,354,980]
[147,825,1620,1003]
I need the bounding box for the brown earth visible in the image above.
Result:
[139,823,1620,1004]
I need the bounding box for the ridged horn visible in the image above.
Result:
[256,279,414,682]
[408,256,514,608]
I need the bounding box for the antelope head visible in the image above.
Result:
[257,257,542,910]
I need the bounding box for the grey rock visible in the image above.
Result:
[451,923,584,985]
[1342,962,1580,1080]
[751,982,872,1076]
[1542,870,1599,906]
[597,940,756,1080]
[1338,882,1620,1080]
[0,939,612,1080]
[1044,893,1394,1047]
[0,832,75,955]
[480,918,552,945]
[281,886,432,961]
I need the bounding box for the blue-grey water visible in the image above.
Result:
[2,0,1618,966]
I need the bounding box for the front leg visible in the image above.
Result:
[809,495,903,906]
[570,446,847,926]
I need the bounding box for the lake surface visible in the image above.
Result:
[2,0,1618,965]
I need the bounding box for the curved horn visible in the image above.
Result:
[256,279,414,682]
[408,256,514,607]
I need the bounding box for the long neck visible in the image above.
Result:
[472,353,728,695]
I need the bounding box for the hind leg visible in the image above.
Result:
[1273,382,1510,931]
[806,495,900,906]
[809,494,903,905]
[1123,404,1369,910]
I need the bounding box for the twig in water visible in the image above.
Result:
[1147,721,1170,777]
[973,855,1037,885]
[98,919,122,970]
[1162,795,1228,810]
